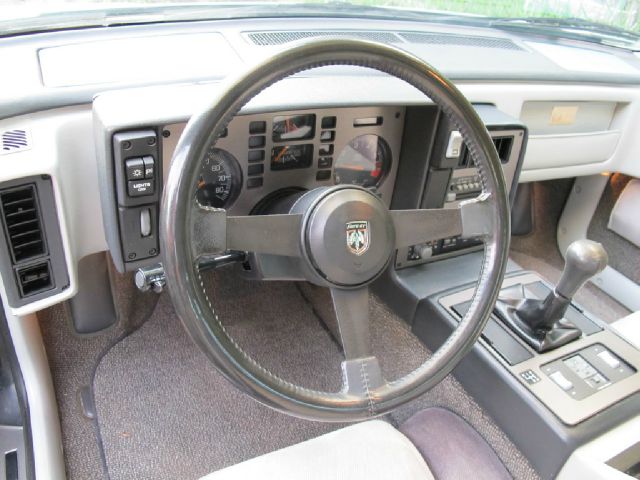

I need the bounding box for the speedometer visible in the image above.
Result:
[196,148,242,209]
[334,135,391,188]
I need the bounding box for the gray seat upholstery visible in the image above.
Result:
[400,407,512,480]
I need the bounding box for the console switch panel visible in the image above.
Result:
[542,344,635,400]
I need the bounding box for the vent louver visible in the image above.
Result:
[398,32,523,50]
[247,31,401,45]
[0,185,46,263]
[458,136,514,168]
[492,136,514,164]
[1,129,29,154]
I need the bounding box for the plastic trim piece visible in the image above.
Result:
[2,300,64,480]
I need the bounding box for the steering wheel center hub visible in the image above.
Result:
[302,187,395,287]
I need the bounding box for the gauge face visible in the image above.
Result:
[334,135,391,188]
[196,148,242,209]
[272,114,316,142]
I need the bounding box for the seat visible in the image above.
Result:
[201,408,512,480]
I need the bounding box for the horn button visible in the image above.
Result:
[302,187,395,287]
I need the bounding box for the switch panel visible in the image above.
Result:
[542,344,636,400]
[112,130,160,207]
[112,130,162,265]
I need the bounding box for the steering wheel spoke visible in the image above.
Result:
[331,286,387,395]
[391,195,494,249]
[227,214,303,257]
[330,287,372,360]
[341,356,385,397]
[191,203,303,258]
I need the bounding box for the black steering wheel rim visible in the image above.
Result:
[161,38,511,421]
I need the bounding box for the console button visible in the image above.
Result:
[128,179,154,197]
[248,150,265,163]
[318,157,333,168]
[142,156,155,179]
[125,158,145,181]
[248,164,264,176]
[586,373,609,389]
[446,131,463,159]
[320,130,335,142]
[319,144,334,156]
[248,136,266,148]
[597,350,621,369]
[316,170,331,181]
[321,116,336,129]
[249,121,266,134]
[549,371,573,391]
[247,177,263,189]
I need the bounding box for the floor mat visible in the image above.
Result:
[38,256,159,480]
[93,268,539,480]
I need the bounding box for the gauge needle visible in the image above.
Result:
[197,178,206,188]
[274,146,289,163]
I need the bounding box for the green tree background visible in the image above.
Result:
[351,0,640,33]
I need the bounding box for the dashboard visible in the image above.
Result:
[1,15,640,315]
[96,102,525,275]
[0,17,640,480]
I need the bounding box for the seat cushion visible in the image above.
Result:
[201,419,434,480]
[400,407,512,480]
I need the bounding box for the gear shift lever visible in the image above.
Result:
[495,240,608,352]
[556,240,608,300]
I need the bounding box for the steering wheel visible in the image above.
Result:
[161,39,510,421]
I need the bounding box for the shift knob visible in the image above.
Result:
[556,240,608,300]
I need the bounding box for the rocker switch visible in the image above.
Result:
[142,156,155,179]
[125,158,145,181]
[140,208,152,237]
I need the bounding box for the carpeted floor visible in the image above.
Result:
[38,255,159,480]
[93,268,539,480]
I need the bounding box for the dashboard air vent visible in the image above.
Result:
[1,129,30,154]
[399,32,523,50]
[0,185,46,263]
[492,136,514,164]
[247,31,400,45]
[458,136,514,168]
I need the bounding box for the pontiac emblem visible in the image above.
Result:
[346,221,370,256]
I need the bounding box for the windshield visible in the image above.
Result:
[2,0,640,49]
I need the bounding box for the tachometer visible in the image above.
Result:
[334,134,391,188]
[196,148,242,208]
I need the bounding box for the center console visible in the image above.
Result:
[439,271,639,426]
[374,248,640,479]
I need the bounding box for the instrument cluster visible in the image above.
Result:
[174,106,404,214]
